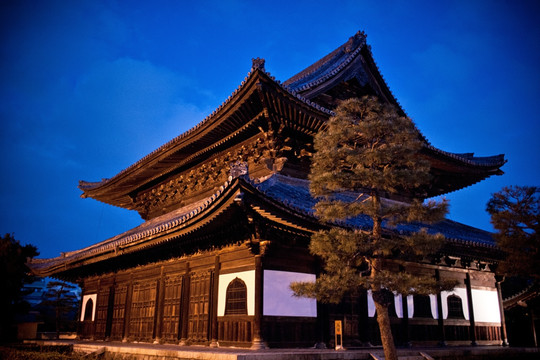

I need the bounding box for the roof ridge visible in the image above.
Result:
[80,66,260,192]
[284,31,367,92]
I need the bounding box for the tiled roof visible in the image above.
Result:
[284,31,367,93]
[31,176,238,272]
[252,174,496,247]
[30,173,498,276]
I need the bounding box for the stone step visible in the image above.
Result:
[370,352,434,360]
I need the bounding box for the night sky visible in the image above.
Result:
[1,1,539,259]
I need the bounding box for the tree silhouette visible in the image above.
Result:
[0,233,38,339]
[487,185,539,279]
[292,97,454,360]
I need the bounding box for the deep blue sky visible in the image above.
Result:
[1,0,539,259]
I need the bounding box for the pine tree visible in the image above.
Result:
[0,233,38,339]
[486,185,539,279]
[292,96,453,360]
[42,280,79,339]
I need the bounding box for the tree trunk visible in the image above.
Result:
[374,300,397,360]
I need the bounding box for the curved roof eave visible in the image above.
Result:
[30,173,504,278]
[78,66,333,206]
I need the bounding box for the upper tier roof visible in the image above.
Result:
[79,31,505,209]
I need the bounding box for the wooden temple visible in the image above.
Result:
[29,31,507,348]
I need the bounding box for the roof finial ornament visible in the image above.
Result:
[344,30,367,53]
[252,57,265,71]
[230,161,249,179]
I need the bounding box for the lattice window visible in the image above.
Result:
[447,295,465,319]
[224,278,247,316]
[413,295,432,318]
[94,287,111,340]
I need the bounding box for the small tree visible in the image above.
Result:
[42,280,79,339]
[292,97,453,360]
[486,185,539,279]
[0,233,39,339]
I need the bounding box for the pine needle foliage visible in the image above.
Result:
[291,96,453,360]
[487,185,540,279]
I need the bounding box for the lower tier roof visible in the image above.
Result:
[29,173,502,279]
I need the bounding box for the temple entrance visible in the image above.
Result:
[187,272,211,343]
[129,280,157,342]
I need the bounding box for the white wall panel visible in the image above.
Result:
[263,270,316,317]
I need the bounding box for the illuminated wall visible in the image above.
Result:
[263,270,317,317]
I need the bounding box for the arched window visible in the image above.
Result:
[413,295,432,318]
[447,295,465,319]
[224,278,247,315]
[83,298,94,321]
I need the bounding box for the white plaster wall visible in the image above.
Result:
[80,294,97,321]
[263,270,317,317]
[367,290,376,317]
[218,270,255,316]
[471,289,501,323]
[441,288,469,320]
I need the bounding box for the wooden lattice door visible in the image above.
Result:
[188,272,211,343]
[110,285,127,340]
[161,276,182,342]
[94,286,111,340]
[129,280,157,342]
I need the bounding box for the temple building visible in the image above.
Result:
[29,31,507,348]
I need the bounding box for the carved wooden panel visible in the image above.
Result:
[94,287,110,340]
[187,272,211,343]
[161,275,182,342]
[129,280,157,342]
[110,285,127,340]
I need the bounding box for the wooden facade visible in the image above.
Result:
[30,31,507,348]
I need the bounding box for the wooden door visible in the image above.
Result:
[110,285,127,340]
[161,276,182,342]
[188,272,211,343]
[129,280,157,342]
[94,286,111,340]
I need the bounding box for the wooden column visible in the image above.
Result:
[465,273,477,345]
[122,274,133,342]
[92,279,101,341]
[105,284,115,340]
[179,264,191,345]
[495,276,509,346]
[357,289,371,346]
[122,275,133,342]
[154,267,166,344]
[210,255,220,347]
[251,255,266,349]
[401,295,410,346]
[436,270,446,346]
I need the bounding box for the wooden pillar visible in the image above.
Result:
[465,273,477,345]
[122,275,133,342]
[251,255,266,349]
[401,295,410,346]
[105,284,115,340]
[154,267,166,344]
[210,255,220,347]
[92,279,101,341]
[436,270,446,346]
[495,276,509,346]
[179,264,191,345]
[357,289,371,346]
